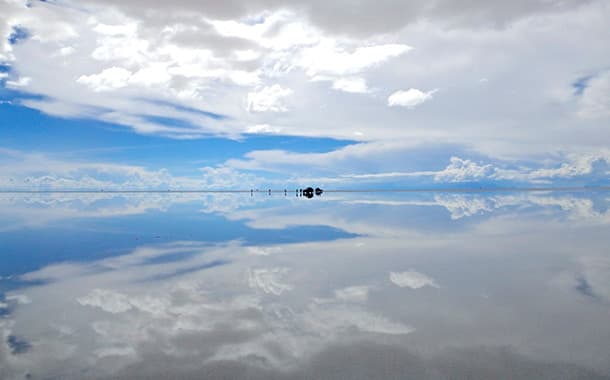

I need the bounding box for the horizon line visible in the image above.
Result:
[0,186,609,194]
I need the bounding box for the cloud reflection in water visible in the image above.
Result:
[0,191,610,379]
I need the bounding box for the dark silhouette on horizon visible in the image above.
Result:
[247,187,324,198]
[297,187,323,198]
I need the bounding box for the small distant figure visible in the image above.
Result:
[250,189,253,196]
[315,187,323,196]
[268,189,271,195]
[284,189,287,196]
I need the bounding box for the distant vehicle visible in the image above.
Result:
[302,187,314,198]
[296,187,323,198]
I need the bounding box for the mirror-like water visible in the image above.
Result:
[1,191,609,379]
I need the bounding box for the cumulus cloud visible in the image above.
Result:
[334,286,370,303]
[3,189,610,377]
[78,0,591,37]
[221,137,610,188]
[494,151,610,182]
[338,192,610,223]
[247,85,293,112]
[434,195,496,219]
[77,289,133,314]
[247,267,293,295]
[304,303,414,335]
[390,270,440,289]
[247,246,283,256]
[4,142,604,192]
[527,154,610,179]
[297,43,411,77]
[198,166,261,189]
[331,77,369,93]
[0,148,265,191]
[0,235,424,378]
[434,156,494,182]
[0,192,213,231]
[1,0,610,182]
[388,88,437,108]
[77,67,132,92]
[0,3,414,140]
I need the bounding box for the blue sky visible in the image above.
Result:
[1,0,609,190]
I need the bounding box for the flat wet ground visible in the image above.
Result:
[1,190,609,379]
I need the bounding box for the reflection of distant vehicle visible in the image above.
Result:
[302,187,314,198]
[298,187,323,198]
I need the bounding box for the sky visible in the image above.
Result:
[0,0,609,190]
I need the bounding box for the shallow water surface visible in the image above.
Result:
[1,190,610,379]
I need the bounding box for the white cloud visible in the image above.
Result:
[577,256,610,301]
[77,67,132,92]
[129,63,173,87]
[245,124,282,134]
[304,303,414,335]
[434,156,494,182]
[390,270,439,289]
[247,267,293,295]
[334,286,370,303]
[77,0,591,37]
[198,165,261,189]
[0,193,213,230]
[6,76,31,88]
[247,246,283,256]
[331,77,369,93]
[5,294,31,305]
[58,46,75,56]
[0,148,265,191]
[1,0,610,161]
[577,70,610,119]
[0,4,416,140]
[527,153,609,178]
[434,195,496,219]
[95,346,136,358]
[222,137,610,187]
[388,88,437,108]
[3,190,610,377]
[494,151,610,181]
[247,84,293,112]
[296,42,411,77]
[77,289,133,314]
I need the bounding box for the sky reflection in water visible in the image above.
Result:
[1,191,610,379]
